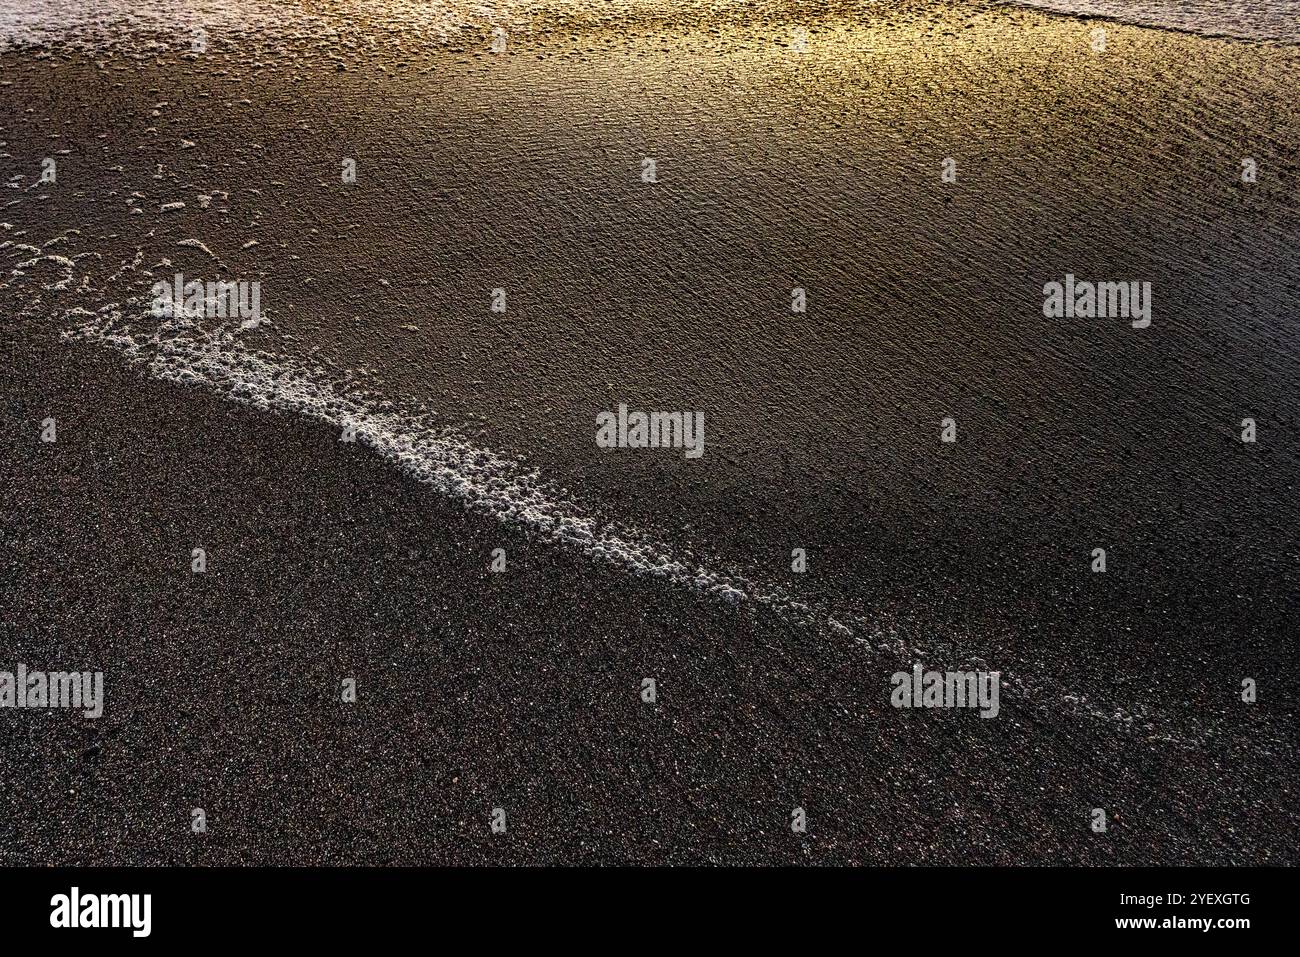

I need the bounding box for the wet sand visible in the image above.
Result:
[1,0,1297,863]
[2,328,1294,865]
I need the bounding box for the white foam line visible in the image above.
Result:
[61,306,1275,752]
[63,299,862,642]
[3,239,1241,750]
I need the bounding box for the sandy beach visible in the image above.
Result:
[1,0,1296,864]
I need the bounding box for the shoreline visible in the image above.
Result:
[2,0,1297,865]
[3,327,1294,865]
[1002,0,1300,46]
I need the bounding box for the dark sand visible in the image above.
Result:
[1,0,1297,863]
[3,328,1294,865]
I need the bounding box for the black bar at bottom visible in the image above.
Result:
[0,866,1283,943]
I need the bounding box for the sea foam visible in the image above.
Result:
[62,288,859,641]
